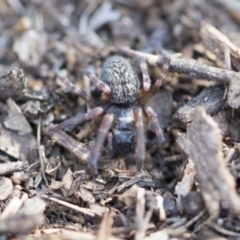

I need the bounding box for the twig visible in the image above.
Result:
[44,127,90,164]
[42,194,101,217]
[117,46,238,85]
[37,116,49,186]
[185,209,206,228]
[206,222,240,238]
[0,161,28,176]
[1,194,28,219]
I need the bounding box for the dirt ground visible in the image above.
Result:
[1,0,240,239]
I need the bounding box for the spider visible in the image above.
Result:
[53,55,170,176]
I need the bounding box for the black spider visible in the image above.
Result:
[53,55,170,176]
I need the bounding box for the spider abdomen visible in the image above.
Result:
[111,106,136,155]
[101,55,139,104]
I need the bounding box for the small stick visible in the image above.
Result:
[0,161,27,176]
[37,116,49,187]
[43,127,90,164]
[118,46,238,85]
[41,195,101,217]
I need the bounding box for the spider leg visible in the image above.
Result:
[88,113,114,176]
[107,132,113,154]
[154,56,170,88]
[144,106,165,143]
[139,57,170,105]
[55,69,98,108]
[50,107,104,132]
[134,108,145,171]
[84,70,111,94]
[138,57,151,91]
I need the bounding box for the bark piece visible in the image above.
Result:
[0,177,13,200]
[175,159,196,214]
[47,129,90,164]
[0,122,37,159]
[177,107,240,214]
[0,68,27,91]
[174,86,226,123]
[212,110,229,136]
[80,187,95,204]
[61,168,73,197]
[0,161,28,176]
[4,98,32,134]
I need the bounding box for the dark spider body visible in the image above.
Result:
[101,56,140,156]
[54,54,170,176]
[109,105,136,156]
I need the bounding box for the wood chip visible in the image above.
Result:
[61,169,73,197]
[80,187,95,204]
[0,121,36,159]
[0,161,28,176]
[175,159,196,214]
[4,98,32,134]
[174,86,226,123]
[0,67,27,91]
[0,177,13,200]
[48,129,90,164]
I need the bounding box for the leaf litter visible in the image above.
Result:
[1,1,240,239]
